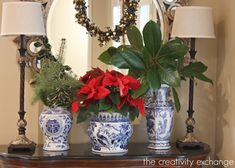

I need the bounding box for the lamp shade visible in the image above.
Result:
[171,6,215,38]
[1,2,45,36]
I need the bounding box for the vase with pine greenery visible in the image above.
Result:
[33,38,81,151]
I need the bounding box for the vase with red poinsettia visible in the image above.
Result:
[72,68,144,155]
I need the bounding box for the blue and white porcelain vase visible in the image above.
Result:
[145,84,174,150]
[87,112,133,155]
[39,107,73,151]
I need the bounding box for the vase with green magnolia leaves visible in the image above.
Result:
[98,20,212,149]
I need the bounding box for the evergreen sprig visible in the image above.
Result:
[33,38,81,109]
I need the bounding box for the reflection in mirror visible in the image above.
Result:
[17,0,188,74]
[28,40,42,56]
[47,0,159,76]
[164,0,177,5]
[27,39,42,71]
[47,0,90,77]
[112,0,158,47]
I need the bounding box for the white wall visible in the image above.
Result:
[0,0,40,145]
[215,0,235,163]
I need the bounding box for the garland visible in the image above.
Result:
[74,0,140,46]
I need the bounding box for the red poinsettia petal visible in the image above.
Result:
[103,71,118,87]
[95,75,104,86]
[122,86,129,97]
[71,101,80,113]
[84,99,92,108]
[117,96,127,109]
[79,86,91,94]
[82,78,97,99]
[94,86,111,100]
[129,97,145,116]
[87,88,96,99]
[117,77,128,97]
[121,75,140,90]
[80,67,105,83]
[110,70,124,78]
[93,67,105,75]
[87,78,97,87]
[80,73,90,83]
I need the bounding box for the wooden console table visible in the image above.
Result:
[0,143,210,168]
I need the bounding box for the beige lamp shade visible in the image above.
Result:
[171,6,215,38]
[0,2,45,36]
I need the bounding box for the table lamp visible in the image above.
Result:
[1,1,45,152]
[171,6,215,148]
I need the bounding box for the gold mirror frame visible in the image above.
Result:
[16,0,189,72]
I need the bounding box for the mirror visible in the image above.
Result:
[18,0,188,75]
[46,0,90,76]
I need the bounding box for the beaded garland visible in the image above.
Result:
[73,0,140,46]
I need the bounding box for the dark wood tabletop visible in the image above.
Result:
[0,143,210,168]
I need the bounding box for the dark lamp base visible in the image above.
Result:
[176,140,204,150]
[8,135,36,154]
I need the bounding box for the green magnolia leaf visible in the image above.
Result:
[98,47,117,64]
[110,47,145,70]
[194,73,213,85]
[158,40,188,59]
[147,66,161,90]
[128,69,141,78]
[173,37,183,43]
[143,20,162,56]
[110,53,131,69]
[132,82,149,98]
[172,87,181,112]
[142,47,152,68]
[176,58,185,71]
[160,67,181,87]
[127,26,143,51]
[118,49,145,70]
[180,62,208,77]
[158,57,178,69]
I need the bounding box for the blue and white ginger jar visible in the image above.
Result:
[39,107,73,151]
[87,112,133,155]
[145,84,174,150]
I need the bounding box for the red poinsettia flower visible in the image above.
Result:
[72,68,145,120]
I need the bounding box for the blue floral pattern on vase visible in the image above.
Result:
[87,112,133,155]
[145,84,174,150]
[39,107,72,151]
